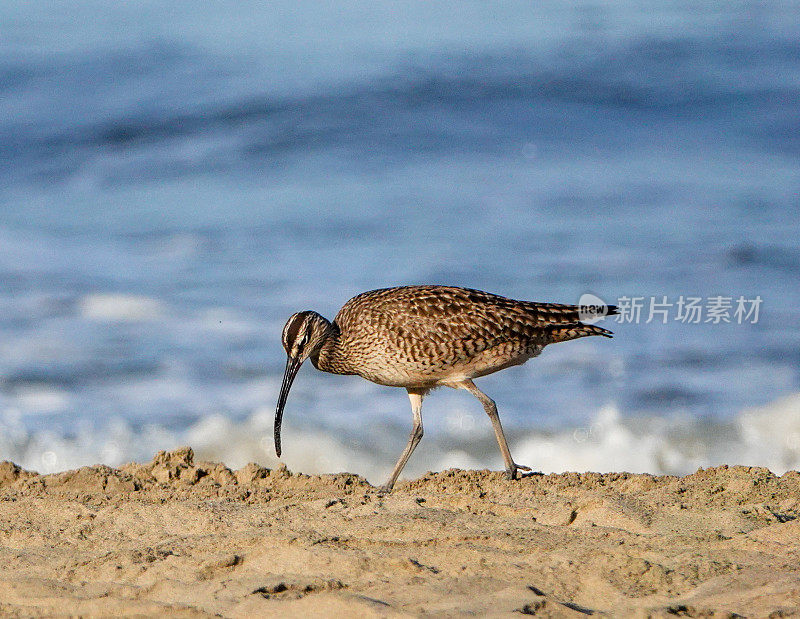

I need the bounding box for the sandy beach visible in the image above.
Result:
[1,447,798,617]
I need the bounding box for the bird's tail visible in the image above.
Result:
[545,322,614,343]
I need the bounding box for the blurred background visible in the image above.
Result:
[1,1,799,481]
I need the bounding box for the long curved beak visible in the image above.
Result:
[274,355,303,457]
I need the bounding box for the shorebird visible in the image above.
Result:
[275,285,616,492]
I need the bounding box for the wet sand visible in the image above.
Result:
[1,447,798,617]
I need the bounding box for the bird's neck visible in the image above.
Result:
[310,321,353,375]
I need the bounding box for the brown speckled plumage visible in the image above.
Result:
[317,285,612,386]
[276,285,616,491]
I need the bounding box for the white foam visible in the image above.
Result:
[737,393,800,472]
[183,392,800,480]
[13,387,70,415]
[514,405,704,476]
[79,294,164,322]
[195,308,259,335]
[2,393,799,482]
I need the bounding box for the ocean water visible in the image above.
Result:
[1,1,799,482]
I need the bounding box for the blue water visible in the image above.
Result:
[1,1,799,480]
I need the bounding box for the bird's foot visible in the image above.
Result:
[376,482,394,495]
[505,463,534,481]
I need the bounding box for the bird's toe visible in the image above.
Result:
[505,463,535,480]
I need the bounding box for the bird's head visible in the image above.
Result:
[274,310,332,457]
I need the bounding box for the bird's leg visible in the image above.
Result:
[378,388,426,493]
[457,379,531,480]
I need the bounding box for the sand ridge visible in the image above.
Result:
[1,447,799,617]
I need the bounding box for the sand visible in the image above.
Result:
[1,448,799,617]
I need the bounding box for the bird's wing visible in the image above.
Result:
[334,286,601,360]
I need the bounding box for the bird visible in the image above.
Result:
[275,285,617,492]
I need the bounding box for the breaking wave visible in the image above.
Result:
[2,393,798,484]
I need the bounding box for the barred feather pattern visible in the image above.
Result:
[313,285,616,388]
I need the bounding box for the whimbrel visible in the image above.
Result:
[275,285,616,492]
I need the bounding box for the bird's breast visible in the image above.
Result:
[333,334,543,388]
